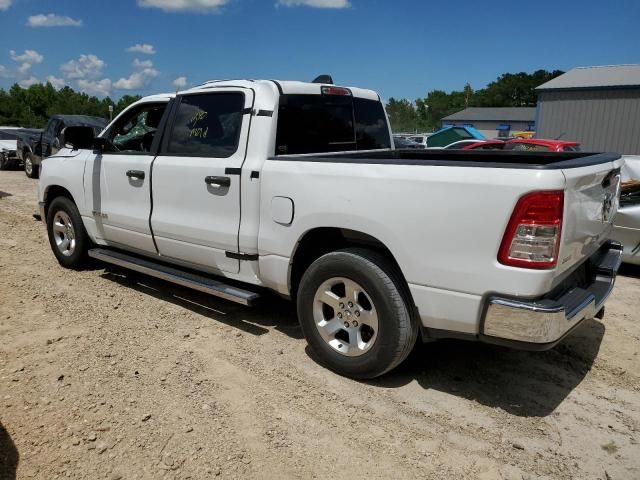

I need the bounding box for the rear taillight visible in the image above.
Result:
[498,191,564,269]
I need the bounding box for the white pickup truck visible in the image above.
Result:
[38,78,624,378]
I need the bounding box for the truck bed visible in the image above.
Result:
[273,150,620,170]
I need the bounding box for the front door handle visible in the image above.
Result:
[126,170,145,180]
[205,176,231,188]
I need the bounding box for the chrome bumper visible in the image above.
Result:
[482,241,623,348]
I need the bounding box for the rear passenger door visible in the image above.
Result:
[150,89,254,274]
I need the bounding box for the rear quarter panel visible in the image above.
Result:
[258,158,569,299]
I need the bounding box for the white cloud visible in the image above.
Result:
[46,75,66,89]
[276,0,350,7]
[60,54,105,79]
[0,64,9,78]
[77,78,112,97]
[132,58,154,70]
[27,14,82,27]
[114,59,159,90]
[10,49,44,65]
[19,76,39,88]
[0,0,11,11]
[17,62,32,75]
[137,0,228,13]
[172,76,187,90]
[113,73,147,90]
[126,43,156,55]
[9,49,44,76]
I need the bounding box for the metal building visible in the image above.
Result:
[440,107,536,139]
[535,65,640,154]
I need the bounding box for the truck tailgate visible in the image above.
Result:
[556,157,624,278]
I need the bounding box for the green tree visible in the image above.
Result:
[0,83,141,128]
[385,98,421,133]
[463,83,473,108]
[414,69,564,129]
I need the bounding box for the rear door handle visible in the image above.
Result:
[126,170,145,180]
[205,176,231,188]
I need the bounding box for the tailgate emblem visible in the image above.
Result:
[601,193,614,223]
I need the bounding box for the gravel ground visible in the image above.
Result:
[1,169,639,480]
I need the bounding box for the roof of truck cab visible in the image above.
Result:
[182,79,380,101]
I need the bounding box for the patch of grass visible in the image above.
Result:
[601,440,618,455]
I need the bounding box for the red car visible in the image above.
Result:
[460,140,506,150]
[503,138,581,152]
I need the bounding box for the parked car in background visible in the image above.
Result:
[426,125,485,148]
[38,77,623,378]
[18,114,108,178]
[0,127,20,170]
[393,137,426,149]
[0,127,42,170]
[462,140,506,150]
[406,135,429,147]
[612,157,640,265]
[504,138,581,152]
[441,140,505,150]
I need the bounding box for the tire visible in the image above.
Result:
[0,154,11,170]
[46,197,90,269]
[297,248,418,379]
[24,153,39,178]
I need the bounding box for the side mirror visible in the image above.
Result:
[92,137,119,153]
[61,126,95,150]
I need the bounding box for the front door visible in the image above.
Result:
[150,89,254,274]
[87,101,170,254]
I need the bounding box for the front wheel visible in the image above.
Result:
[297,248,418,379]
[24,153,39,178]
[46,197,90,269]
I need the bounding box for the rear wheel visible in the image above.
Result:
[46,197,89,268]
[24,153,39,178]
[297,248,418,379]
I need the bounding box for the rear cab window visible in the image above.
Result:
[166,92,245,158]
[275,93,390,155]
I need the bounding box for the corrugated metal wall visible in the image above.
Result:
[536,88,640,154]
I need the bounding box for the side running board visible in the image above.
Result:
[88,248,260,306]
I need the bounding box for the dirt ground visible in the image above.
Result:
[0,169,639,480]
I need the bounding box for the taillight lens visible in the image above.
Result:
[498,191,564,269]
[321,86,352,96]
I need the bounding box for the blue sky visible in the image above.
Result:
[0,0,638,101]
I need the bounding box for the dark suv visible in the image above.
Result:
[18,115,108,178]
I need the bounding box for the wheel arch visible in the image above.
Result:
[289,227,412,303]
[43,185,77,219]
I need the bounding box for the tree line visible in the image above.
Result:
[386,69,564,133]
[1,70,563,132]
[0,82,141,128]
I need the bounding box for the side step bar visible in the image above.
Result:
[88,248,260,306]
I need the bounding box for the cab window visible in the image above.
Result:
[165,92,245,158]
[109,103,167,153]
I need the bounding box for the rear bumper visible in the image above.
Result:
[481,241,623,349]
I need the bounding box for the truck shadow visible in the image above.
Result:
[0,190,12,199]
[0,422,19,480]
[619,263,640,279]
[97,265,603,418]
[100,267,304,340]
[368,319,605,418]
